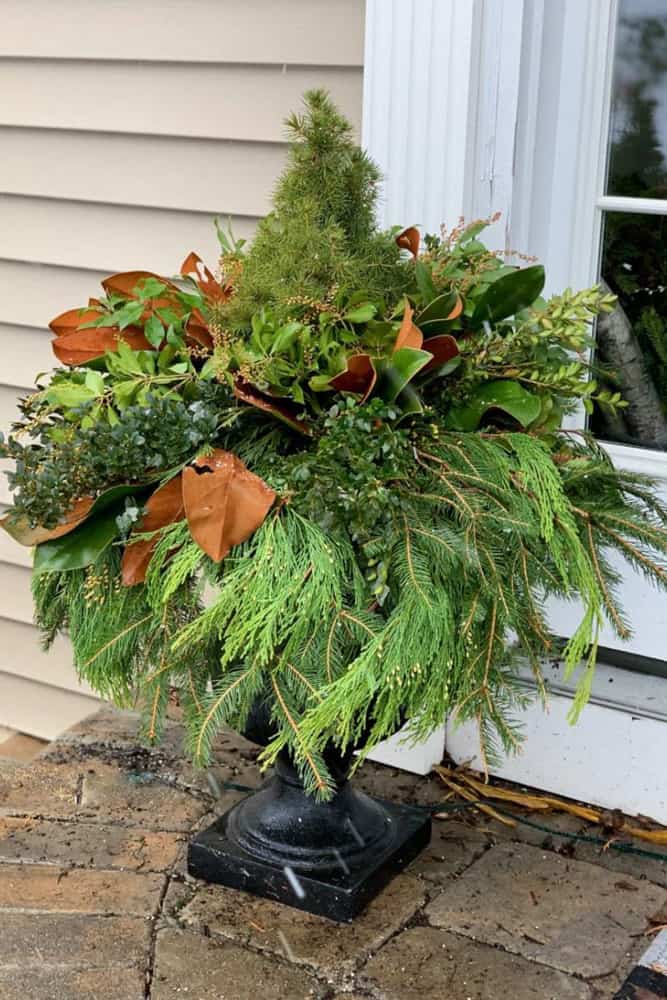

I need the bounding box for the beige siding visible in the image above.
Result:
[0,0,365,738]
[0,1,364,65]
[0,62,362,141]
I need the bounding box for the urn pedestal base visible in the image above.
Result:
[188,756,431,922]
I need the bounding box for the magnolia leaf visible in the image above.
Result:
[329,354,377,402]
[396,226,420,258]
[375,348,432,403]
[415,260,438,303]
[421,334,459,374]
[101,270,178,298]
[6,483,150,551]
[233,379,311,435]
[1,496,95,547]
[51,326,151,366]
[49,306,104,338]
[182,450,275,562]
[33,509,119,575]
[184,309,214,351]
[445,379,542,431]
[180,252,230,303]
[417,292,463,333]
[121,475,185,586]
[471,265,545,325]
[395,383,424,417]
[394,302,423,351]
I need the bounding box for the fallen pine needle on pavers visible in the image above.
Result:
[434,764,667,846]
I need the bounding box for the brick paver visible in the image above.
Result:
[0,705,664,999]
[426,841,667,978]
[0,815,182,871]
[176,872,426,977]
[362,926,592,999]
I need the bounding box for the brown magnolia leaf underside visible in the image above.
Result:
[101,270,179,298]
[396,226,420,258]
[180,252,231,304]
[182,449,276,562]
[329,354,377,402]
[121,476,185,586]
[0,495,95,547]
[51,326,151,366]
[421,334,459,373]
[49,307,104,338]
[394,301,423,351]
[444,294,464,321]
[185,308,214,351]
[233,379,311,435]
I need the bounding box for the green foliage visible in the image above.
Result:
[1,385,228,527]
[4,92,667,799]
[218,89,410,330]
[33,542,216,742]
[470,265,545,325]
[445,380,542,431]
[266,397,413,602]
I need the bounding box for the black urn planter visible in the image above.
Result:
[188,700,431,922]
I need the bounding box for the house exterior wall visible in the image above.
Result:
[0,0,365,739]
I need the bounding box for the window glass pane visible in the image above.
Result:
[606,0,667,198]
[591,211,667,450]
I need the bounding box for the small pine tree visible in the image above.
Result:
[220,89,410,329]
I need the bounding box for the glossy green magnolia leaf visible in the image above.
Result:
[90,484,145,515]
[34,507,122,574]
[471,265,545,326]
[394,383,423,418]
[375,348,431,403]
[415,261,437,303]
[417,291,463,333]
[445,380,542,431]
[420,354,462,385]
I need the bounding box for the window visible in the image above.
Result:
[592,0,667,452]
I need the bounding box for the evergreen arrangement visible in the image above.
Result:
[2,91,666,798]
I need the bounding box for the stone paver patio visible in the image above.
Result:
[0,706,665,999]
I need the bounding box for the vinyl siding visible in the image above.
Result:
[0,0,365,739]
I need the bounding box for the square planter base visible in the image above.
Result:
[188,796,431,922]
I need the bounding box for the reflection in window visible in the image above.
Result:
[592,213,667,450]
[606,0,667,199]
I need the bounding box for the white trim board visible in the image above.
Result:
[359,0,485,775]
[446,660,667,823]
[364,724,445,776]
